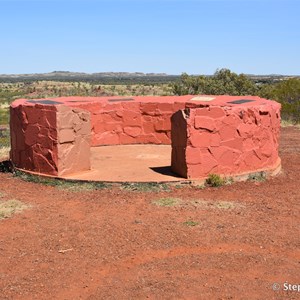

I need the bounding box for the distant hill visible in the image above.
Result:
[0,71,170,77]
[0,71,177,84]
[0,71,298,84]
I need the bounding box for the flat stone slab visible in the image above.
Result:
[62,145,183,182]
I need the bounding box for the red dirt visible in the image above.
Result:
[0,126,299,300]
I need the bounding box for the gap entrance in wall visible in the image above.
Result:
[62,144,185,182]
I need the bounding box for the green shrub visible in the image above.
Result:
[205,174,225,187]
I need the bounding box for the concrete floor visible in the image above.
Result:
[63,145,185,182]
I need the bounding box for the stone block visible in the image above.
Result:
[154,118,171,132]
[186,146,202,165]
[124,126,142,138]
[58,129,75,144]
[122,110,142,127]
[194,116,216,131]
[140,103,158,115]
[189,131,221,148]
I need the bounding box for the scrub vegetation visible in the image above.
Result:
[173,69,300,123]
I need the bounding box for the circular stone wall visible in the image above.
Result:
[10,95,281,180]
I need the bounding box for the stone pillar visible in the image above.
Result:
[57,106,91,176]
[171,109,188,178]
[10,103,91,176]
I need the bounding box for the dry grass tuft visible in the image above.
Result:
[0,199,29,220]
[152,197,181,207]
[191,199,242,210]
[0,147,10,160]
[281,120,300,128]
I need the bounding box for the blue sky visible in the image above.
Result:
[0,0,299,75]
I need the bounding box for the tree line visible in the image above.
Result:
[172,68,300,123]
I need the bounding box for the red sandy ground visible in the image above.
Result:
[0,126,299,300]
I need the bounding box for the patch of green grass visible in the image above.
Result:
[121,182,170,192]
[55,181,109,191]
[0,199,29,220]
[183,220,199,227]
[0,108,9,126]
[174,181,193,189]
[205,174,225,187]
[14,170,109,191]
[152,197,181,207]
[248,171,266,182]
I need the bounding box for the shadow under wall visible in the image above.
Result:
[149,166,182,178]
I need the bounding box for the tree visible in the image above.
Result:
[259,78,300,122]
[172,73,208,95]
[172,68,257,96]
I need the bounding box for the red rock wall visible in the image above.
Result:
[10,96,281,179]
[171,103,281,179]
[74,101,186,146]
[10,104,58,175]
